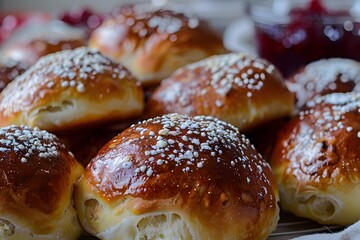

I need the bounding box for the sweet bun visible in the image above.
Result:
[89,7,227,86]
[0,47,144,133]
[0,58,29,92]
[75,113,279,240]
[1,21,86,65]
[0,125,83,239]
[286,58,360,109]
[147,52,294,131]
[270,92,360,225]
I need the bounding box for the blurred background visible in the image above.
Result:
[0,1,249,39]
[0,0,248,31]
[0,0,146,12]
[2,0,360,78]
[2,2,360,240]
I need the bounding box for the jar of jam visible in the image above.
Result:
[250,0,360,77]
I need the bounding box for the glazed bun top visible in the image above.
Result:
[0,47,144,132]
[1,21,86,65]
[271,92,360,186]
[76,113,279,240]
[0,125,83,226]
[286,58,360,109]
[89,6,227,86]
[147,52,294,131]
[85,113,277,205]
[270,92,360,225]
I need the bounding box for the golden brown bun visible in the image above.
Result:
[0,47,144,133]
[1,21,86,65]
[75,113,279,240]
[270,92,360,225]
[147,53,294,131]
[89,7,227,86]
[0,58,29,92]
[0,125,84,239]
[286,58,360,109]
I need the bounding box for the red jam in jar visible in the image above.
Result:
[251,0,360,77]
[58,8,104,35]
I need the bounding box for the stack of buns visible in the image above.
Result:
[0,6,288,237]
[146,52,294,160]
[10,4,360,240]
[0,46,144,166]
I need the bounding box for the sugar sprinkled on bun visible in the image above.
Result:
[75,113,279,240]
[271,92,360,225]
[89,7,227,86]
[0,125,83,239]
[0,47,144,132]
[286,58,360,109]
[148,52,294,131]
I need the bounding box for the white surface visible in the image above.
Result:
[223,16,257,54]
[293,220,360,240]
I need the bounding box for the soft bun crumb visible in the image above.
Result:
[75,113,279,240]
[0,47,144,133]
[270,92,360,225]
[0,125,83,239]
[89,7,227,86]
[147,52,294,131]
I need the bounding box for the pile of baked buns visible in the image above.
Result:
[0,4,359,240]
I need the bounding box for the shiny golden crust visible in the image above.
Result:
[147,53,294,131]
[0,58,28,92]
[89,7,227,86]
[286,58,360,109]
[270,92,360,225]
[0,47,144,132]
[2,21,86,65]
[0,125,83,239]
[75,113,279,240]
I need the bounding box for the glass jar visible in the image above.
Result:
[250,0,360,77]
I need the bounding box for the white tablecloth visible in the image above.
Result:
[293,220,360,240]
